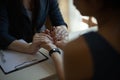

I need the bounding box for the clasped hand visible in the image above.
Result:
[31,26,68,53]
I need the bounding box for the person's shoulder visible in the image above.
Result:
[63,36,90,61]
[63,36,88,54]
[63,36,94,79]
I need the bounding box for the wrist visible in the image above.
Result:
[25,44,39,54]
[25,44,32,53]
[49,48,61,57]
[47,43,57,51]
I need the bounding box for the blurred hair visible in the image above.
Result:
[103,0,120,10]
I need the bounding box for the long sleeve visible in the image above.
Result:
[49,0,67,27]
[0,0,16,49]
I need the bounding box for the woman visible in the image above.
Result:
[0,0,68,54]
[38,0,120,80]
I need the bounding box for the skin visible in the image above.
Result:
[38,0,120,80]
[34,33,64,80]
[51,26,68,48]
[8,0,68,54]
[64,0,120,80]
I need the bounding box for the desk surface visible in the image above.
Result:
[0,48,58,80]
[0,28,98,80]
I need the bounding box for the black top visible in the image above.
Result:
[83,32,120,80]
[0,0,67,49]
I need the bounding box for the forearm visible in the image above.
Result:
[35,33,64,79]
[8,40,36,54]
[51,52,64,80]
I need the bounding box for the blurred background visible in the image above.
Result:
[58,0,98,34]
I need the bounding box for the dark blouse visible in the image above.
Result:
[0,0,67,49]
[83,32,120,80]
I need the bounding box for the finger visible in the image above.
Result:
[62,31,69,38]
[51,27,56,31]
[36,33,53,41]
[34,38,53,45]
[45,29,51,35]
[41,36,53,43]
[56,30,68,40]
[55,27,62,35]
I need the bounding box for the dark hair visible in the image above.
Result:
[103,0,120,10]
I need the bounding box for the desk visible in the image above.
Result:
[0,27,97,80]
[0,48,58,80]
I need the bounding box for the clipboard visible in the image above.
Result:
[0,49,48,74]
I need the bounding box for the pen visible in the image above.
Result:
[14,59,38,69]
[0,50,6,63]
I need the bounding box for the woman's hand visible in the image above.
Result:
[26,33,43,54]
[33,33,57,51]
[51,25,69,48]
[26,33,51,54]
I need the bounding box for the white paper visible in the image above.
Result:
[0,50,47,74]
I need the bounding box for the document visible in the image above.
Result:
[0,49,48,74]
